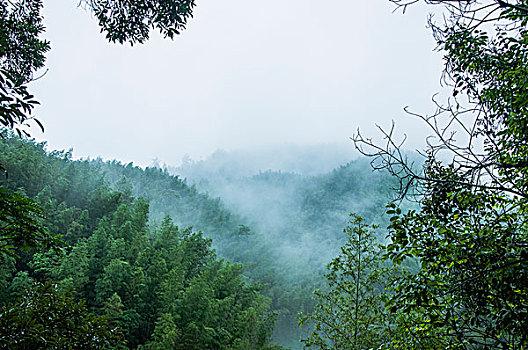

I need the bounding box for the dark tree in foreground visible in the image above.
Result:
[0,186,60,258]
[0,281,125,349]
[353,0,528,348]
[0,0,48,137]
[81,0,196,45]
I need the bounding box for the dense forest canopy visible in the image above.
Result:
[0,132,285,349]
[0,132,399,348]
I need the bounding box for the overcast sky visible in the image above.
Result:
[31,0,445,167]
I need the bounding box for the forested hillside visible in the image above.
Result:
[0,134,399,348]
[0,133,283,349]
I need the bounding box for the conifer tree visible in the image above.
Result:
[299,214,394,349]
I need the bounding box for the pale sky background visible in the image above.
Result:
[31,0,445,167]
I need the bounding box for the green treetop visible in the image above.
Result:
[299,214,395,349]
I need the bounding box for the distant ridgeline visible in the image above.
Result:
[0,132,399,349]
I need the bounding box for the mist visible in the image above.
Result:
[169,143,399,347]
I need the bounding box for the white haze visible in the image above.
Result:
[31,0,443,167]
[169,145,400,348]
[172,142,359,178]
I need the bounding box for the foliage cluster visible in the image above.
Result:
[339,0,528,348]
[82,0,196,44]
[0,281,125,349]
[0,186,60,257]
[0,0,48,137]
